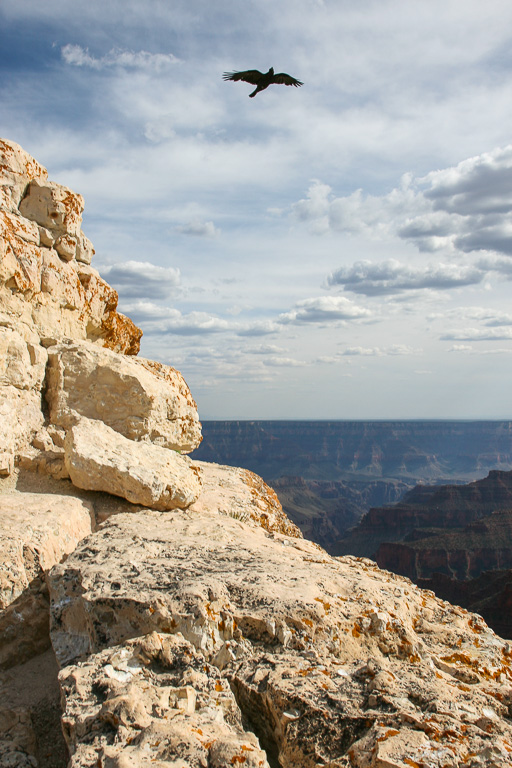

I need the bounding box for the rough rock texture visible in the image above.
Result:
[0,650,69,768]
[0,137,143,479]
[0,325,47,471]
[0,137,141,357]
[46,340,202,452]
[0,493,94,669]
[60,632,270,768]
[64,417,202,511]
[49,509,512,767]
[189,461,302,538]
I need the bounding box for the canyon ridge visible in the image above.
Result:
[2,137,512,768]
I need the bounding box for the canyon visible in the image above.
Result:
[2,137,512,768]
[195,420,512,549]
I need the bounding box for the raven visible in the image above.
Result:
[222,67,303,97]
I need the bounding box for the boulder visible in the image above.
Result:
[64,416,202,511]
[0,493,94,669]
[46,339,202,452]
[48,508,512,767]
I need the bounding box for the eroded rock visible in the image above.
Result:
[60,632,270,768]
[0,137,142,355]
[189,460,302,538]
[0,493,94,669]
[46,340,201,452]
[49,509,512,767]
[64,416,202,511]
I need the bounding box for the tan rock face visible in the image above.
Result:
[189,460,302,538]
[0,138,48,212]
[0,137,142,356]
[0,493,94,669]
[46,339,202,452]
[19,178,84,239]
[49,509,512,767]
[0,326,47,469]
[60,632,270,768]
[64,416,202,511]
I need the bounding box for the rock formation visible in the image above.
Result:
[3,138,512,768]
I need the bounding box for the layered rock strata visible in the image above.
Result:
[2,138,512,768]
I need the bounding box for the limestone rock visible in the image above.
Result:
[64,417,202,511]
[60,632,270,768]
[46,339,201,452]
[0,649,69,768]
[49,509,512,767]
[189,460,302,538]
[0,493,94,668]
[0,136,142,355]
[0,327,47,473]
[19,178,84,238]
[75,231,94,265]
[0,138,48,212]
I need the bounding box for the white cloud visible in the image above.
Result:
[427,306,512,327]
[342,347,382,357]
[341,345,420,356]
[293,145,512,261]
[236,321,280,337]
[327,260,484,296]
[247,344,287,355]
[62,45,180,71]
[441,327,512,341]
[100,261,181,300]
[263,356,307,367]
[478,255,512,278]
[175,220,220,237]
[278,296,372,324]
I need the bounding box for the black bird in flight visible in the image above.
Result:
[222,67,303,98]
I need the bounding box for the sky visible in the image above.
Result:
[2,0,512,420]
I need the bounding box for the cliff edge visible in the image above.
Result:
[1,139,512,768]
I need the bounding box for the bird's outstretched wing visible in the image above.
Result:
[272,73,303,87]
[223,70,264,85]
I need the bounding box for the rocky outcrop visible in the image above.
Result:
[59,633,270,768]
[49,509,512,767]
[0,139,141,355]
[4,138,512,768]
[0,138,143,476]
[46,339,202,452]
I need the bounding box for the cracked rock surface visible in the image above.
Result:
[49,509,512,767]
